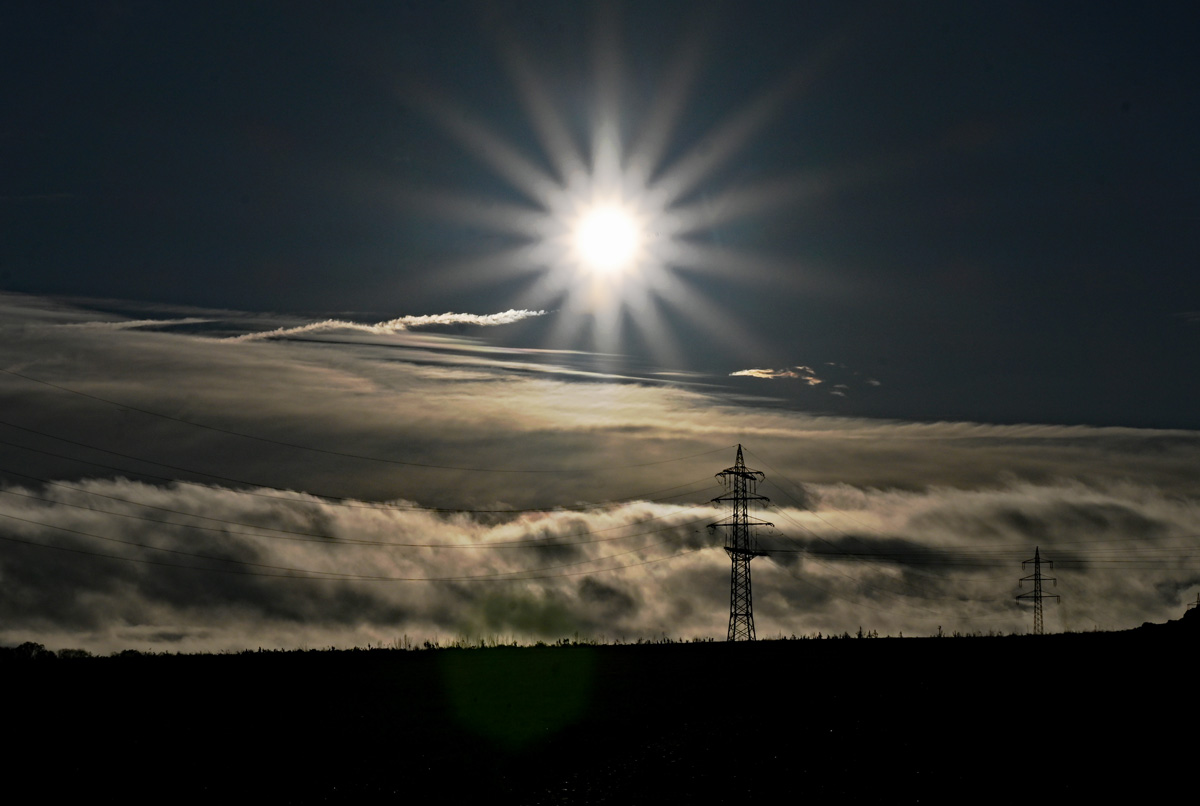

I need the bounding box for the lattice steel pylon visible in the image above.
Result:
[709,444,773,641]
[1017,546,1059,635]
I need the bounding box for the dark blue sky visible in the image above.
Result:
[5,1,1199,428]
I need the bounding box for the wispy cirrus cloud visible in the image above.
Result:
[60,318,214,331]
[224,309,547,342]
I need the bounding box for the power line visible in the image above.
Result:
[744,445,988,569]
[745,446,1200,561]
[0,425,720,516]
[0,506,711,582]
[0,478,719,549]
[0,526,709,582]
[740,446,960,590]
[0,366,734,474]
[757,499,990,603]
[759,543,949,617]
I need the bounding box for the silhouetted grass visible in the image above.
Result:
[4,614,1193,803]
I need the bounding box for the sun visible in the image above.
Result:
[398,7,820,358]
[573,204,641,275]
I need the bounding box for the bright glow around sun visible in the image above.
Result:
[574,205,640,274]
[401,7,818,358]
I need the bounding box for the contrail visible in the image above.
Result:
[225,309,547,342]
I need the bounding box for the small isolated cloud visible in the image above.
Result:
[226,309,546,342]
[757,360,883,393]
[730,365,822,385]
[731,368,801,380]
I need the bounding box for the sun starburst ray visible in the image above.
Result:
[651,72,809,209]
[667,241,806,288]
[394,189,549,238]
[617,279,685,370]
[625,18,712,189]
[421,243,561,297]
[667,175,828,236]
[645,274,765,364]
[412,88,561,207]
[492,27,588,186]
[389,7,852,370]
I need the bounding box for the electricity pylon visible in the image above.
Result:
[1017,546,1059,635]
[709,444,772,641]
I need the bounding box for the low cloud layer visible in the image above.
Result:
[0,476,717,653]
[2,293,1199,652]
[4,473,1195,653]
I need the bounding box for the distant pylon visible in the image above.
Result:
[1017,546,1060,635]
[1188,593,1200,612]
[709,444,772,641]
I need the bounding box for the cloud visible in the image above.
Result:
[740,360,884,394]
[225,309,547,342]
[730,365,822,385]
[759,478,1200,635]
[2,293,1200,650]
[0,476,719,652]
[730,368,801,380]
[60,318,214,330]
[6,469,1197,652]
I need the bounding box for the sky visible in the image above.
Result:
[2,1,1199,652]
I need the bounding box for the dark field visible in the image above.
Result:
[7,623,1193,803]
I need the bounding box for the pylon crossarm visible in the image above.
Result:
[711,492,770,503]
[716,469,765,480]
[708,515,773,526]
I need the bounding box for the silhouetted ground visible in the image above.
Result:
[6,614,1196,803]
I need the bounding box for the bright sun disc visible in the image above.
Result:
[575,206,640,273]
